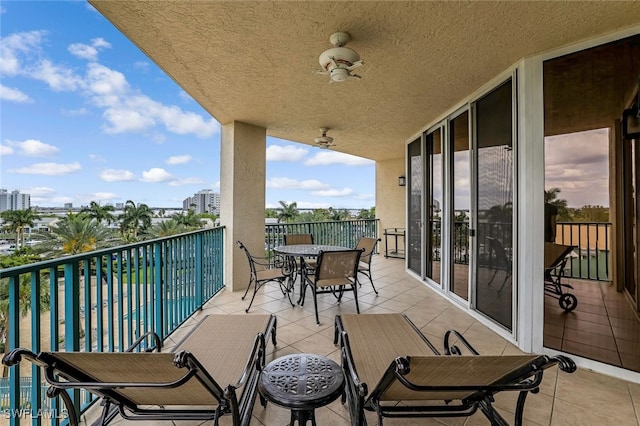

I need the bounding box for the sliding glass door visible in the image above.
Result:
[450,110,471,300]
[474,79,514,330]
[425,128,443,284]
[407,137,423,276]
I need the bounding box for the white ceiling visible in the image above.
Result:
[89,1,640,161]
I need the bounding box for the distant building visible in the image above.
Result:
[115,202,124,209]
[183,189,220,214]
[0,189,31,212]
[64,202,73,209]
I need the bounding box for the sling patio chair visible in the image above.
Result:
[334,313,576,426]
[301,249,363,325]
[354,236,381,295]
[284,232,317,273]
[2,314,277,426]
[237,240,295,313]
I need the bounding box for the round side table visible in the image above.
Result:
[258,353,344,426]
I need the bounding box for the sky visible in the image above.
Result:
[0,1,376,210]
[545,128,609,208]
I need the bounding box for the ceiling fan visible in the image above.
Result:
[315,32,363,83]
[314,127,335,149]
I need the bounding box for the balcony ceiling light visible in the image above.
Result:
[315,32,363,83]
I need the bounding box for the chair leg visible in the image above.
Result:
[244,281,261,313]
[241,277,254,300]
[352,283,360,314]
[312,285,320,325]
[359,270,378,295]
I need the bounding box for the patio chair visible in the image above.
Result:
[354,236,381,295]
[485,236,512,292]
[284,233,314,245]
[544,242,578,311]
[302,249,363,325]
[284,233,317,272]
[2,314,277,426]
[237,240,294,313]
[334,313,576,426]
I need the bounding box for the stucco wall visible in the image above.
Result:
[376,157,406,255]
[220,121,266,292]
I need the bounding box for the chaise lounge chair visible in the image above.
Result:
[2,314,277,426]
[334,313,575,426]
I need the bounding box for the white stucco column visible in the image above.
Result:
[220,121,266,292]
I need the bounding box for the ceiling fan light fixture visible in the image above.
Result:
[314,127,334,148]
[315,32,363,83]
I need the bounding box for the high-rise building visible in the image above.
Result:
[183,189,220,214]
[0,189,31,212]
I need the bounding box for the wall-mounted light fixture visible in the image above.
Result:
[398,176,406,187]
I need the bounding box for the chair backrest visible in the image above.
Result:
[236,240,257,275]
[284,233,314,245]
[315,249,362,283]
[355,237,380,265]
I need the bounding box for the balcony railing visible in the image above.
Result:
[0,227,224,426]
[265,219,379,251]
[1,220,379,424]
[556,222,611,281]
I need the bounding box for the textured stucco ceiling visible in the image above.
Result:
[89,1,640,161]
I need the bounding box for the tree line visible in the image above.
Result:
[0,200,212,261]
[266,201,375,223]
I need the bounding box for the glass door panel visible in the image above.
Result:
[451,111,470,300]
[407,138,423,276]
[425,128,443,284]
[474,79,514,330]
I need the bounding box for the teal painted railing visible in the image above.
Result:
[0,227,224,425]
[265,219,379,251]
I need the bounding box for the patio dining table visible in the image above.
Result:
[273,244,351,304]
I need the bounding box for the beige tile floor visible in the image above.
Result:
[90,256,640,426]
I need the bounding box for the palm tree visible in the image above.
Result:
[142,219,189,238]
[119,200,153,239]
[277,201,299,223]
[36,213,116,257]
[172,210,203,228]
[328,208,350,221]
[80,201,115,224]
[544,187,570,221]
[0,273,50,376]
[0,208,40,250]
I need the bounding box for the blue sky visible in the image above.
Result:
[0,1,375,210]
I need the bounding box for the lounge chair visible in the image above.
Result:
[544,242,578,311]
[2,314,277,426]
[334,313,575,426]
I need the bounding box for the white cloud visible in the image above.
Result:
[310,188,354,197]
[166,154,192,165]
[0,84,32,102]
[266,177,329,190]
[91,192,118,201]
[61,107,88,116]
[31,59,84,91]
[178,90,192,102]
[141,167,173,183]
[7,139,60,157]
[133,61,150,71]
[88,154,106,162]
[10,162,81,175]
[266,145,308,162]
[305,151,374,167]
[100,168,135,182]
[0,30,46,76]
[0,145,14,156]
[2,30,218,140]
[168,177,205,186]
[21,186,55,196]
[68,38,111,61]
